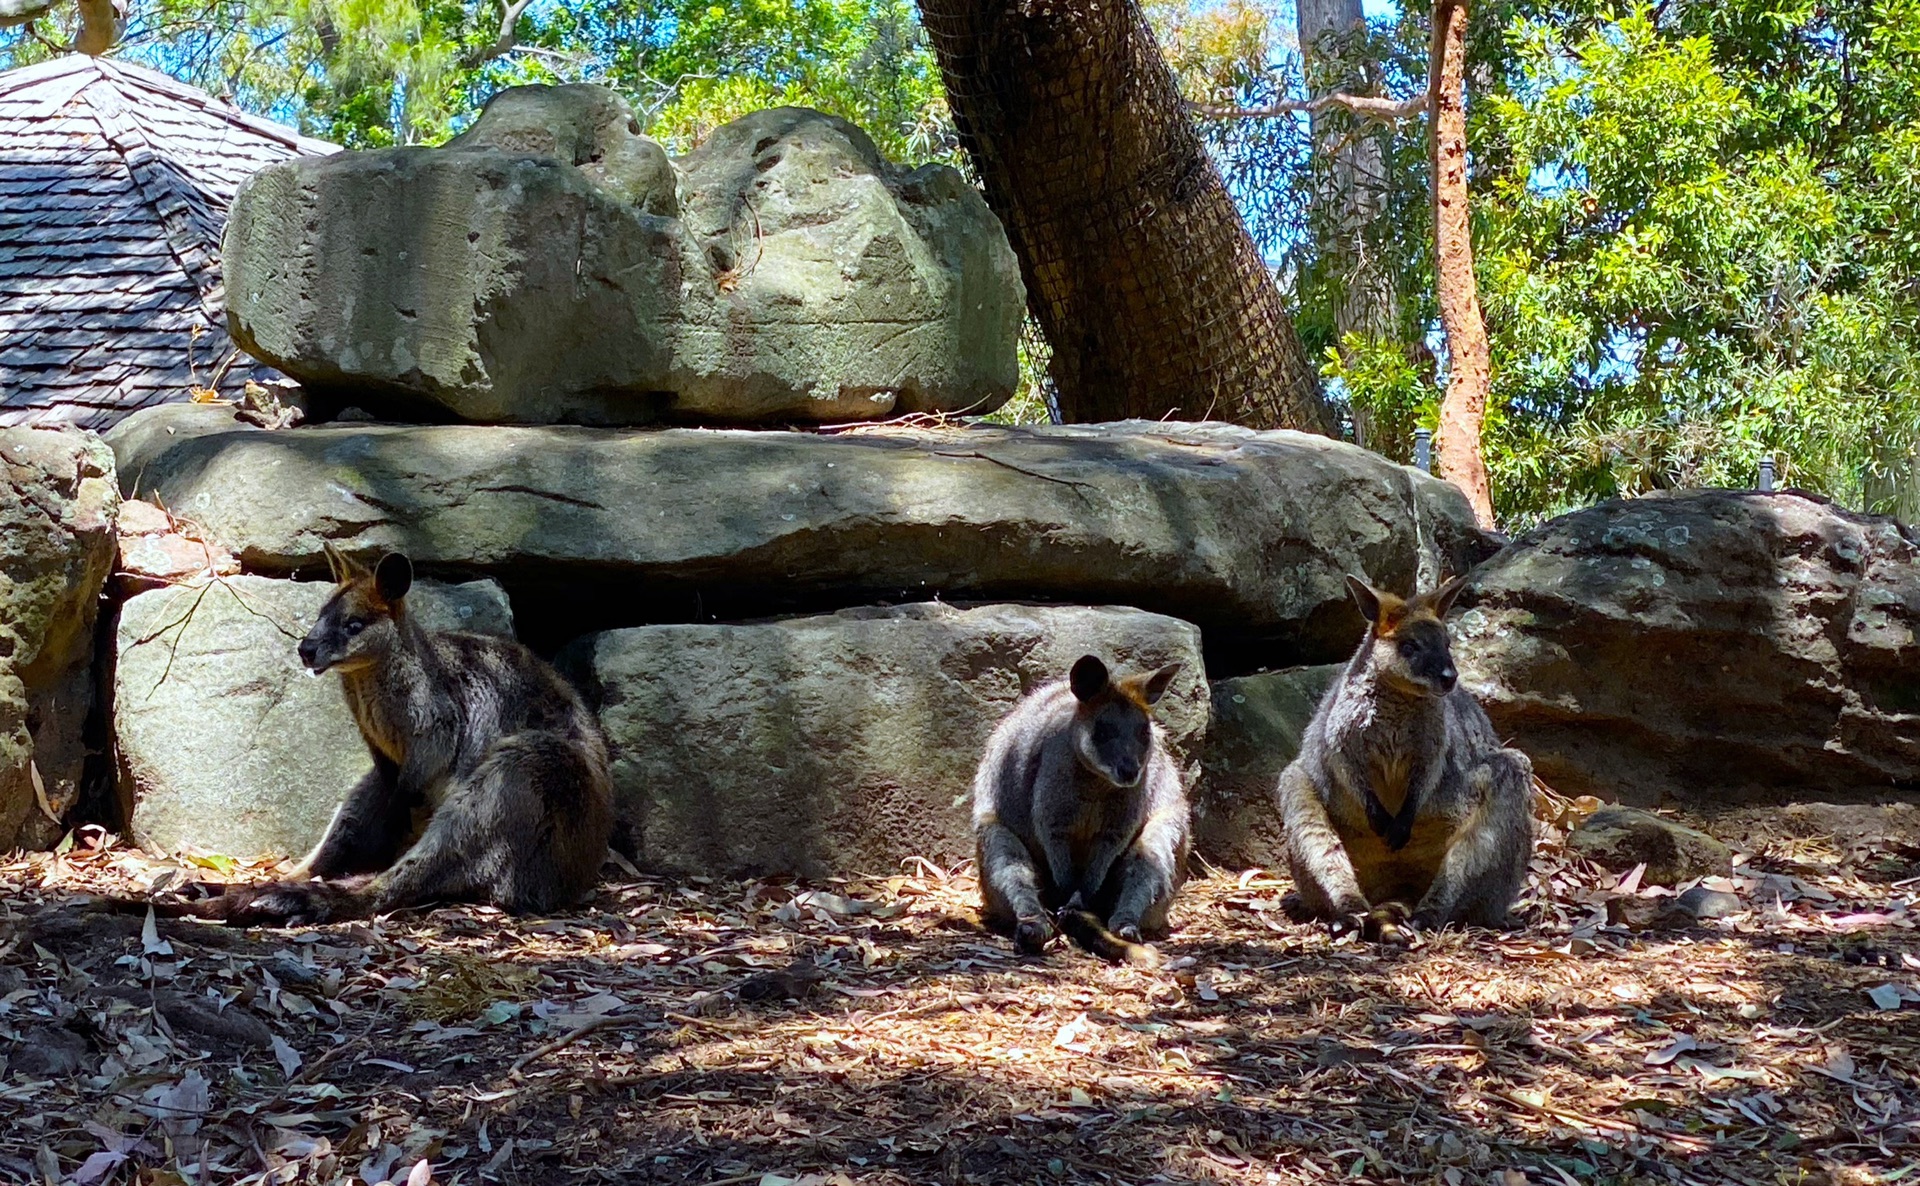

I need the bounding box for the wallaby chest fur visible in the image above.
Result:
[973,658,1190,962]
[339,626,594,809]
[1278,576,1533,932]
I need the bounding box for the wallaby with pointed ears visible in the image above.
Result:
[972,655,1191,965]
[1277,574,1533,940]
[153,545,613,925]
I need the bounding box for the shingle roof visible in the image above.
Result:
[0,55,336,430]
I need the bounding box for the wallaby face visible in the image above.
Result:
[1346,574,1468,698]
[298,545,414,676]
[1067,655,1180,788]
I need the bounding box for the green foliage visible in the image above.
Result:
[1317,2,1920,526]
[0,0,950,156]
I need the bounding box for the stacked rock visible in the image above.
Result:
[23,83,1500,868]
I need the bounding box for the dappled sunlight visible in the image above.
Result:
[4,808,1916,1184]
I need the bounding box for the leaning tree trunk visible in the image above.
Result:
[1428,0,1495,528]
[919,0,1335,432]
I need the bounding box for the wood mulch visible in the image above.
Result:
[2,792,1916,1186]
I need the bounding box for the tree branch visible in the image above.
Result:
[1189,92,1426,125]
[463,0,533,67]
[73,0,126,55]
[0,0,54,29]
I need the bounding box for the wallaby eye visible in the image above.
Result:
[1397,638,1419,658]
[345,618,367,636]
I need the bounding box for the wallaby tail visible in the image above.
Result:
[91,877,377,927]
[1056,906,1160,967]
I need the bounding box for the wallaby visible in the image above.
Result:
[972,655,1190,965]
[1277,574,1533,941]
[151,545,613,925]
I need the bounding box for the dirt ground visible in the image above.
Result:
[2,795,1917,1186]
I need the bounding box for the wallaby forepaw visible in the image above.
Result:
[1014,915,1055,954]
[1108,921,1160,966]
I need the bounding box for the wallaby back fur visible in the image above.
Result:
[1277,575,1533,937]
[160,546,614,925]
[973,655,1190,964]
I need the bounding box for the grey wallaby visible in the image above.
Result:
[147,545,613,925]
[1277,575,1533,941]
[972,655,1190,965]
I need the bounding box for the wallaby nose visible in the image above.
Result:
[1436,666,1458,692]
[1114,759,1141,785]
[297,639,320,670]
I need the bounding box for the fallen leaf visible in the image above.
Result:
[1645,1034,1698,1066]
[272,1035,303,1078]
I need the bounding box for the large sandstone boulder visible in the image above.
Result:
[0,429,118,849]
[117,576,513,859]
[1196,665,1340,869]
[224,88,1022,425]
[110,411,1491,663]
[1457,490,1920,803]
[558,603,1206,877]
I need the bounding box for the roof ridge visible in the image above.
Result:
[87,57,335,155]
[83,70,228,332]
[0,55,335,157]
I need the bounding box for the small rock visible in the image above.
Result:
[1673,885,1744,920]
[115,498,174,536]
[116,531,241,590]
[11,1026,91,1078]
[1570,806,1733,886]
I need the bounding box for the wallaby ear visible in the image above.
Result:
[1141,662,1182,706]
[1345,574,1383,624]
[373,552,413,604]
[322,541,355,584]
[1429,573,1471,619]
[1069,654,1110,703]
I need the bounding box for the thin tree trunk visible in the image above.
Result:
[1297,0,1395,449]
[918,0,1335,432]
[1428,0,1495,528]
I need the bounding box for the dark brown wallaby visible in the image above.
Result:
[144,545,613,925]
[973,655,1190,965]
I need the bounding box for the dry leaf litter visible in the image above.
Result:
[1,785,1916,1185]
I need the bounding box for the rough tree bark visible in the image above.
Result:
[1427,0,1495,529]
[917,0,1335,433]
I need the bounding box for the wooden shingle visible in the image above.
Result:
[0,56,336,429]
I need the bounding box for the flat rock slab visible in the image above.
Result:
[224,91,1022,426]
[111,409,1490,664]
[558,602,1206,877]
[1458,490,1920,803]
[1,428,118,849]
[1197,664,1340,869]
[118,576,514,859]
